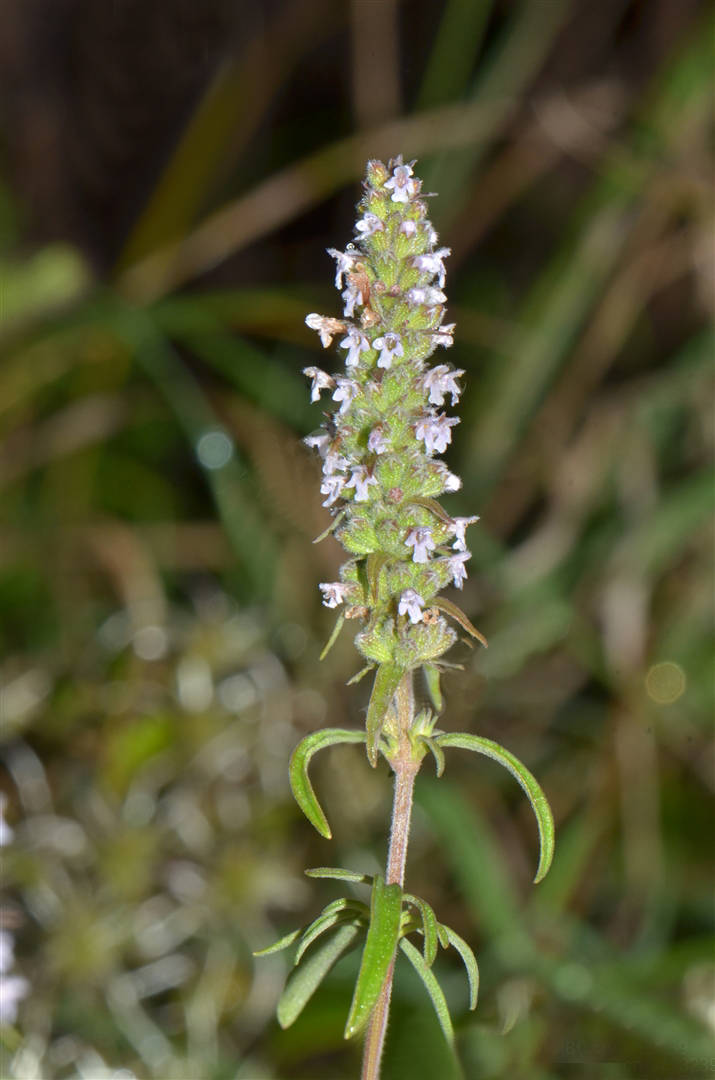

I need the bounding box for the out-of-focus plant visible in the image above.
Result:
[254,158,554,1080]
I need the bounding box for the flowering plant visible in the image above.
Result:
[256,157,554,1079]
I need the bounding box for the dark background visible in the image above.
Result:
[0,1,713,1077]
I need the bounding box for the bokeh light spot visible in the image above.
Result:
[645,661,686,705]
[196,430,233,470]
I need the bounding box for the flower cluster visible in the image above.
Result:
[304,157,479,674]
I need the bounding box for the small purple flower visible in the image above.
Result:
[322,448,349,476]
[367,426,388,454]
[451,515,479,552]
[400,220,418,237]
[355,212,384,237]
[319,582,351,608]
[302,366,335,403]
[332,377,360,414]
[372,332,404,370]
[447,552,471,589]
[406,285,447,307]
[413,247,451,288]
[327,247,357,289]
[405,526,435,564]
[423,364,464,406]
[345,465,378,502]
[339,328,370,367]
[398,588,425,624]
[431,322,456,348]
[384,160,418,203]
[320,474,346,507]
[415,412,460,454]
[342,283,364,318]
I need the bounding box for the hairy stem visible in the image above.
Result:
[361,673,419,1080]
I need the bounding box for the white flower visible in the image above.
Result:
[345,465,378,502]
[398,588,425,624]
[367,426,387,454]
[332,377,360,414]
[400,220,417,238]
[342,283,363,318]
[327,247,356,289]
[451,515,479,551]
[320,474,346,507]
[304,432,330,455]
[431,323,456,348]
[423,364,464,406]
[447,552,471,589]
[415,413,460,454]
[0,794,13,847]
[303,366,334,402]
[372,332,404,370]
[305,313,344,348]
[413,247,451,288]
[384,160,418,203]
[319,582,350,608]
[339,328,370,367]
[355,212,383,237]
[405,527,435,564]
[323,448,349,476]
[444,470,462,492]
[406,286,447,307]
[0,972,29,1025]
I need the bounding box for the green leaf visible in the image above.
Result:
[346,663,375,686]
[305,867,373,884]
[439,923,480,1010]
[399,938,454,1045]
[417,734,446,778]
[289,728,366,838]
[344,875,403,1038]
[423,663,444,713]
[433,598,488,648]
[313,510,345,544]
[277,923,362,1029]
[320,612,345,661]
[403,894,439,966]
[365,664,404,767]
[253,926,302,957]
[295,902,368,966]
[435,732,555,883]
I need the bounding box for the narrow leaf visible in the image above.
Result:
[440,923,480,1010]
[433,598,488,648]
[435,732,555,883]
[365,664,404,767]
[344,875,403,1038]
[403,893,439,966]
[320,612,345,661]
[418,735,446,777]
[366,553,389,601]
[346,663,375,686]
[406,496,454,526]
[289,728,366,838]
[295,904,368,966]
[306,867,373,884]
[253,926,302,957]
[277,923,362,1029]
[399,938,454,1045]
[313,510,345,544]
[423,663,444,713]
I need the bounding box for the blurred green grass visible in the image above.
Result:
[0,2,713,1077]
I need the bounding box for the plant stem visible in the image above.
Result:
[360,673,419,1080]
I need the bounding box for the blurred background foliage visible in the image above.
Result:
[0,0,713,1077]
